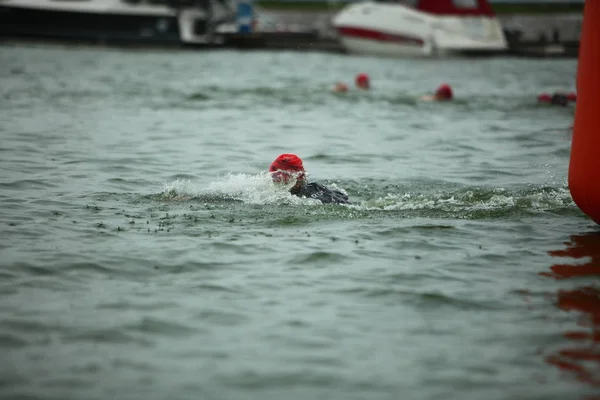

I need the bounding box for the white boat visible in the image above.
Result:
[0,0,237,46]
[331,0,508,58]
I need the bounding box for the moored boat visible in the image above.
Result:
[331,0,508,58]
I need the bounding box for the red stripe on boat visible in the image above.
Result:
[337,26,424,46]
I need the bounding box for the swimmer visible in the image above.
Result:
[537,92,573,107]
[269,154,350,205]
[420,83,453,102]
[355,73,370,90]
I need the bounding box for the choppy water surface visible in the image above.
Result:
[1,43,597,400]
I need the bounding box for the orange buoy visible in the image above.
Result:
[569,0,600,224]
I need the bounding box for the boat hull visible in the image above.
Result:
[0,5,185,46]
[337,35,429,58]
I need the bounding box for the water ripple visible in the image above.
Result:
[0,45,586,400]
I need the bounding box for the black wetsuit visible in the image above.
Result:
[292,182,350,205]
[551,93,569,106]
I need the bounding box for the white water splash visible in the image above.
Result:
[161,178,203,201]
[161,172,321,206]
[360,186,575,214]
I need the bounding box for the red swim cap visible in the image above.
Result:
[567,92,577,102]
[269,154,304,172]
[355,73,370,89]
[435,84,453,100]
[537,93,552,103]
[269,154,305,185]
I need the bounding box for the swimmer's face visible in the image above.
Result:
[270,170,305,190]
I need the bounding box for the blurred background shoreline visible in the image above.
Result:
[0,0,584,58]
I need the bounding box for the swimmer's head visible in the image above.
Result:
[435,84,453,100]
[355,73,370,90]
[269,153,306,191]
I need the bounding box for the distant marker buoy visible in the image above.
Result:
[569,1,600,224]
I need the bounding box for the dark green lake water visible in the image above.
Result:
[1,43,598,400]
